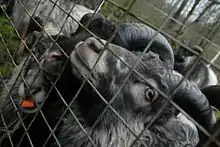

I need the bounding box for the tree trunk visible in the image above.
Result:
[167,0,188,27]
[171,0,177,6]
[182,0,200,24]
[199,16,220,47]
[193,2,215,24]
[176,0,201,37]
[173,0,188,21]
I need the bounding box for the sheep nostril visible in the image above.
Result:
[88,41,100,53]
[86,37,104,53]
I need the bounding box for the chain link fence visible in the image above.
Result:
[0,0,220,146]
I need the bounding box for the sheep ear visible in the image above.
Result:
[80,13,105,26]
[78,13,107,33]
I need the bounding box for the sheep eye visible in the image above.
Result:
[145,87,158,103]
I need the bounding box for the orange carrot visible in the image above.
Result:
[19,100,35,108]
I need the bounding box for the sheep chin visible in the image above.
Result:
[19,106,41,114]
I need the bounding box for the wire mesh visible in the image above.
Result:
[0,0,220,146]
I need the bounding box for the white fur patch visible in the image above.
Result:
[18,82,46,103]
[116,57,129,74]
[18,83,25,98]
[177,113,197,131]
[44,22,63,36]
[207,67,218,86]
[34,90,46,103]
[172,70,183,77]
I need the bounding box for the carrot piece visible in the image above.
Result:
[19,100,35,108]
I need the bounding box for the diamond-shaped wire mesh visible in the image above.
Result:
[0,0,220,146]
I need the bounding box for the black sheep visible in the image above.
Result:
[53,37,215,146]
[0,13,216,146]
[174,45,218,89]
[0,15,175,145]
[0,35,81,146]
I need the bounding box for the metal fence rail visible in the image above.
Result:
[0,0,220,146]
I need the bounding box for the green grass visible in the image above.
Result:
[0,63,13,76]
[0,16,20,78]
[215,111,220,120]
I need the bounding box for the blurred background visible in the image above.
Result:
[1,0,220,89]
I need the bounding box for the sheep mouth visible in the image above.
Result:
[18,90,46,114]
[18,98,42,114]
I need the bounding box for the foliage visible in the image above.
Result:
[215,111,220,120]
[0,15,20,79]
[0,0,220,82]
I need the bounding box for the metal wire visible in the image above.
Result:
[0,0,220,146]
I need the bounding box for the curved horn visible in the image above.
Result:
[201,85,220,110]
[164,73,216,132]
[116,23,174,69]
[77,13,174,69]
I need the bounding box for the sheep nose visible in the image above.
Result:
[85,37,106,53]
[45,51,62,61]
